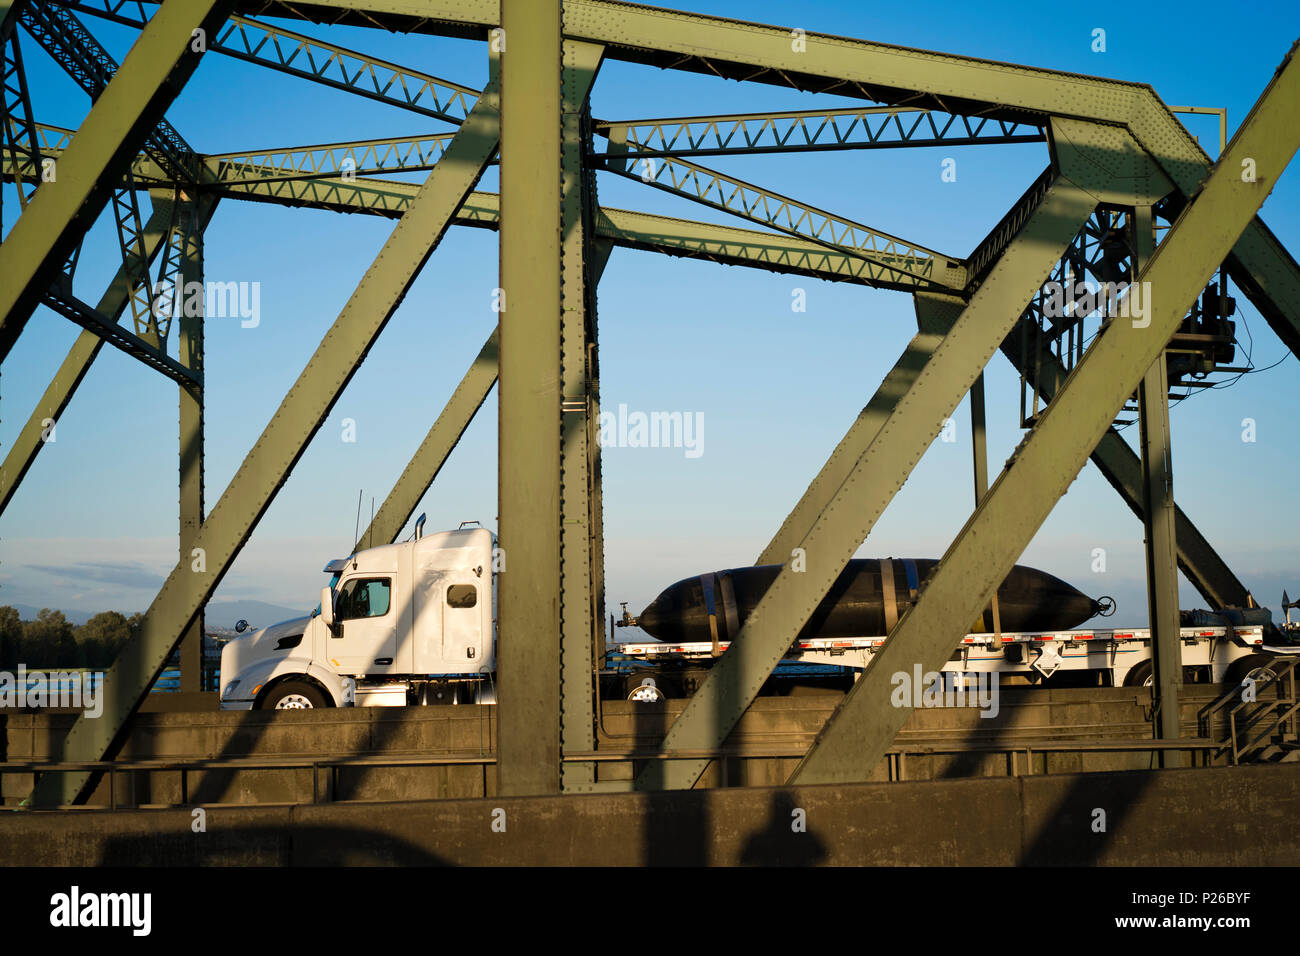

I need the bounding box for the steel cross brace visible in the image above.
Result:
[61,4,479,126]
[182,162,938,292]
[223,0,1300,356]
[599,146,966,291]
[38,287,200,390]
[18,2,201,183]
[591,106,1044,159]
[791,45,1300,785]
[62,2,965,296]
[0,0,233,364]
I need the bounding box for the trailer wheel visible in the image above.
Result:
[1122,660,1154,687]
[627,677,665,702]
[1224,654,1280,689]
[261,680,327,710]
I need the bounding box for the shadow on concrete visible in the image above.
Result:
[97,823,453,866]
[1015,767,1152,865]
[739,790,827,866]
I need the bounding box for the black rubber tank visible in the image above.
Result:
[635,559,1107,643]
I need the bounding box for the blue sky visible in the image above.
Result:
[1,0,1298,635]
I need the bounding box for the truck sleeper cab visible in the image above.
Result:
[220,526,496,709]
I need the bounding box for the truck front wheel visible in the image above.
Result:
[260,680,328,710]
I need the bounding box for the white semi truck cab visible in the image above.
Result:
[220,524,497,710]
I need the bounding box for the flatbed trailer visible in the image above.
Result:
[607,624,1296,698]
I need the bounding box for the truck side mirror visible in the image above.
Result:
[320,586,336,630]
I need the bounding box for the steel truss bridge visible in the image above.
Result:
[1,0,1298,808]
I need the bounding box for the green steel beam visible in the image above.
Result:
[0,2,23,42]
[190,163,933,291]
[637,177,1097,792]
[496,0,562,797]
[28,79,501,808]
[222,0,1143,121]
[205,132,460,184]
[0,200,175,516]
[77,148,901,289]
[2,121,169,183]
[1128,106,1300,360]
[226,0,1300,346]
[1224,219,1300,359]
[175,193,205,693]
[38,286,200,389]
[64,5,481,126]
[23,126,877,287]
[591,205,918,290]
[1,27,42,228]
[587,236,611,675]
[559,38,604,792]
[0,0,232,363]
[19,2,203,184]
[791,46,1300,785]
[1134,201,1183,764]
[967,360,1003,646]
[68,3,1043,166]
[1047,117,1174,207]
[755,293,959,567]
[1000,321,1253,611]
[65,6,966,296]
[601,150,966,291]
[592,106,1043,159]
[206,137,960,293]
[1003,119,1252,610]
[965,167,1055,289]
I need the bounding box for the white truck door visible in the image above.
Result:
[442,576,484,669]
[330,575,399,675]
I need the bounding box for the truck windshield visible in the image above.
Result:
[312,572,343,616]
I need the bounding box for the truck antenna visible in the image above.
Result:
[368,496,375,550]
[352,489,363,554]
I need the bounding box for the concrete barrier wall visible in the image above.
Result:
[1,762,1296,866]
[0,687,1232,806]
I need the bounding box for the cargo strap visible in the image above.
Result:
[719,572,739,648]
[972,589,1005,649]
[699,573,721,657]
[880,558,898,633]
[989,591,1004,650]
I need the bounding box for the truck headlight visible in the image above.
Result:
[221,680,240,699]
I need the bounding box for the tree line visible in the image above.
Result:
[0,607,143,670]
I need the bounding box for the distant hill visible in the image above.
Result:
[5,599,304,630]
[205,599,306,630]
